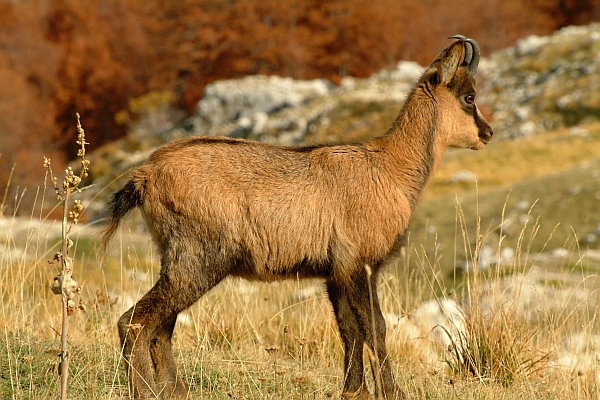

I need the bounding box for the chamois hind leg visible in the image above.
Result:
[119,253,230,399]
[150,314,188,398]
[119,282,166,399]
[347,270,407,400]
[326,281,370,400]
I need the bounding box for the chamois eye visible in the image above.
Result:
[465,94,475,104]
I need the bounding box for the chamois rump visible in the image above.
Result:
[100,35,493,399]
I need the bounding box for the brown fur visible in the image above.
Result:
[100,37,493,399]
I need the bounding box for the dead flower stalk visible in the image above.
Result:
[44,113,90,400]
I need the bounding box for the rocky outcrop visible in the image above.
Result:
[192,75,333,144]
[480,24,600,138]
[186,61,422,145]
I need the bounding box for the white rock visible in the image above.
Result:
[515,35,550,56]
[450,170,477,183]
[196,75,332,126]
[393,61,423,81]
[412,298,466,349]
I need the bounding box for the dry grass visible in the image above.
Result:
[3,123,600,398]
[3,190,600,400]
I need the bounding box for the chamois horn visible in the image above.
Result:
[448,35,480,76]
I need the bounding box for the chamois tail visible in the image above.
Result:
[98,179,143,263]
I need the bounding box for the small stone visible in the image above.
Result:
[450,170,477,183]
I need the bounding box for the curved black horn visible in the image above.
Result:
[462,42,473,67]
[448,35,472,67]
[464,38,480,76]
[448,35,480,76]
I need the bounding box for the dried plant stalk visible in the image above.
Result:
[44,113,90,400]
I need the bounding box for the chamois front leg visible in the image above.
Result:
[349,270,408,400]
[326,281,370,400]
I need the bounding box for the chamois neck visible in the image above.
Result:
[373,88,446,209]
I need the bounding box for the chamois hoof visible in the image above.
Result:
[342,385,371,400]
[380,386,411,400]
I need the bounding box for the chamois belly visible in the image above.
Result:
[231,256,335,282]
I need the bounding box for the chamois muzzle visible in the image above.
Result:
[448,35,480,76]
[480,129,494,145]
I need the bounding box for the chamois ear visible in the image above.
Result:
[428,39,463,86]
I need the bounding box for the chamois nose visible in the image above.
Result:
[479,129,493,145]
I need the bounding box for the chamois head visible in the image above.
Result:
[420,35,493,150]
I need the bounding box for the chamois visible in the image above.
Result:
[100,35,493,399]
